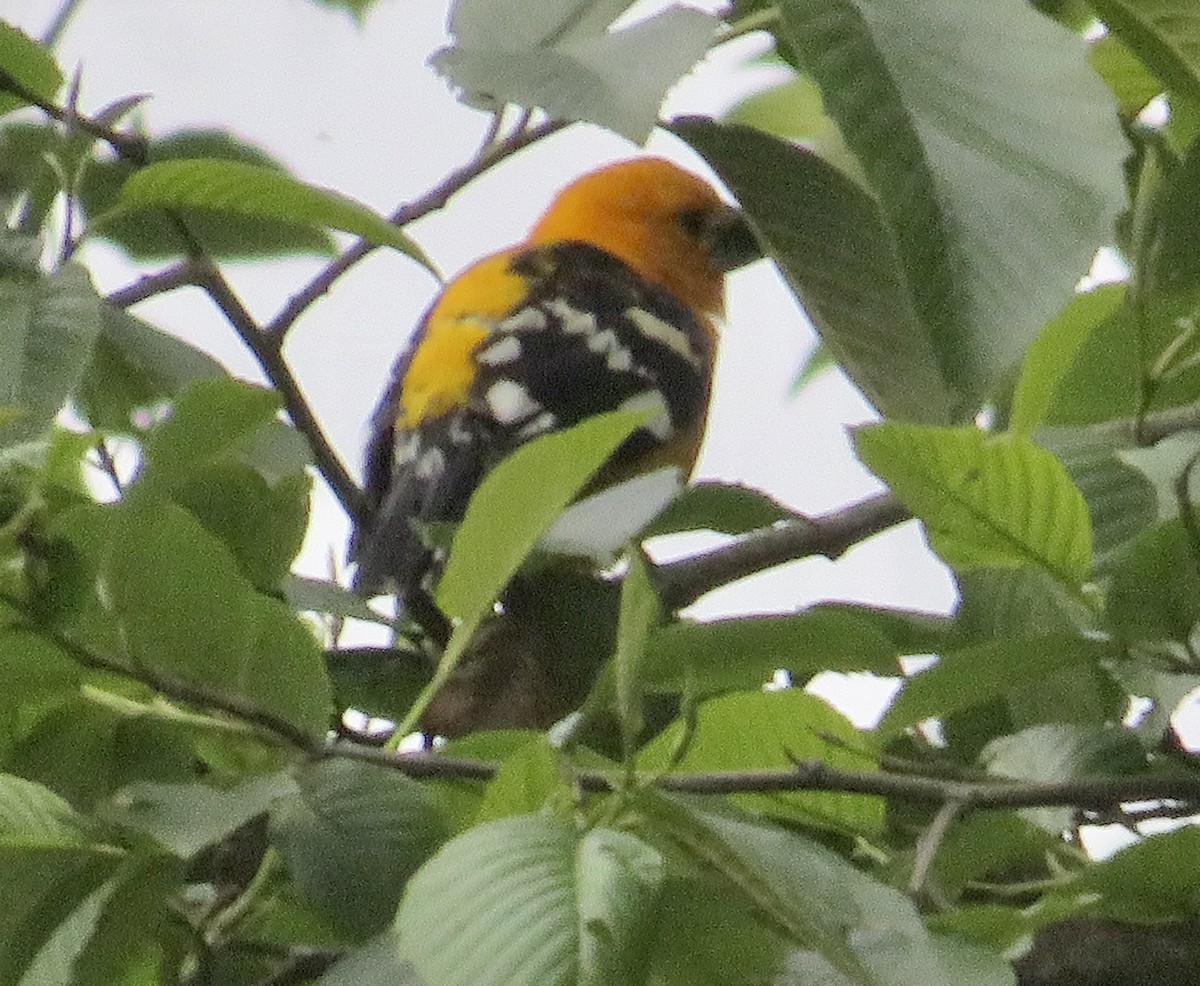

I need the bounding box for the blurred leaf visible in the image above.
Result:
[104,500,332,735]
[1072,826,1200,921]
[397,814,661,986]
[284,575,394,625]
[134,377,281,494]
[640,690,883,834]
[476,737,568,823]
[271,759,449,938]
[644,480,800,537]
[677,119,956,423]
[0,631,78,759]
[100,156,435,273]
[0,237,102,448]
[318,932,424,986]
[769,0,1126,413]
[644,607,915,697]
[106,773,296,858]
[642,795,1012,986]
[1089,34,1167,118]
[306,0,380,23]
[172,462,310,592]
[78,130,336,260]
[1011,285,1126,436]
[725,74,867,185]
[856,424,1093,586]
[879,634,1111,739]
[1089,0,1200,104]
[0,21,62,117]
[0,774,119,985]
[1108,518,1200,644]
[437,411,648,621]
[432,1,717,142]
[1147,134,1200,297]
[981,723,1144,832]
[76,305,226,433]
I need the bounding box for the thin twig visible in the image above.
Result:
[263,118,569,341]
[0,67,148,165]
[909,799,966,897]
[106,260,201,308]
[655,492,911,610]
[187,258,368,523]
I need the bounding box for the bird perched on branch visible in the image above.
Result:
[351,156,759,732]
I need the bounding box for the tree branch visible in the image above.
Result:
[106,259,202,308]
[263,118,569,340]
[0,67,148,165]
[654,492,911,610]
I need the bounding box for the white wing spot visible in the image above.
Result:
[618,391,673,439]
[586,329,634,372]
[476,335,522,365]
[518,411,558,440]
[546,299,597,336]
[415,446,445,480]
[485,379,542,425]
[505,308,549,332]
[626,308,702,366]
[393,432,422,465]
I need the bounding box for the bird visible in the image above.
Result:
[350,156,759,731]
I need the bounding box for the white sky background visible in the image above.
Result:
[9,0,959,722]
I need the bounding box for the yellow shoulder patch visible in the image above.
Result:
[397,250,529,429]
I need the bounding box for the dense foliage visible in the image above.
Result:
[2,0,1200,984]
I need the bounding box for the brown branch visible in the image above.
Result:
[655,492,911,610]
[187,257,368,524]
[263,118,570,341]
[106,259,202,308]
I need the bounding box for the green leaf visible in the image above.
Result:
[283,575,395,626]
[172,461,310,592]
[318,932,424,986]
[640,690,884,834]
[0,774,119,985]
[135,377,281,493]
[643,480,800,537]
[1010,285,1127,436]
[878,634,1109,739]
[476,737,569,822]
[981,723,1143,832]
[104,500,332,735]
[0,239,102,448]
[0,631,78,758]
[1089,0,1200,104]
[1073,826,1200,921]
[777,0,1126,410]
[644,607,915,697]
[404,412,649,736]
[77,130,335,260]
[1089,34,1169,118]
[726,73,867,185]
[76,305,227,433]
[105,773,297,858]
[0,21,63,117]
[1061,445,1157,569]
[576,828,663,986]
[1147,133,1200,297]
[1108,519,1200,644]
[271,759,449,938]
[677,118,956,423]
[641,796,1011,986]
[103,157,436,273]
[436,411,649,621]
[614,551,658,757]
[398,814,661,986]
[432,1,717,142]
[855,424,1093,586]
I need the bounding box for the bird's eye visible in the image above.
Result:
[676,208,710,240]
